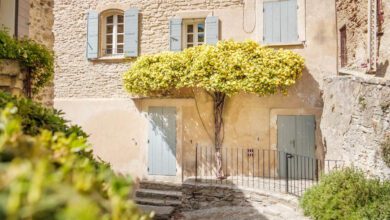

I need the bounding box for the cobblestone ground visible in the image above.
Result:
[177,204,309,220]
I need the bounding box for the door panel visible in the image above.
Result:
[277,116,296,178]
[278,115,316,179]
[148,107,177,176]
[295,116,316,179]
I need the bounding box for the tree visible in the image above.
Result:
[123,40,305,178]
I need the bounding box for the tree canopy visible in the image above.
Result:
[123,40,305,97]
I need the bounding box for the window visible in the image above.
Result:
[263,0,298,44]
[101,11,124,56]
[169,16,218,51]
[87,8,139,60]
[340,26,347,67]
[183,19,205,49]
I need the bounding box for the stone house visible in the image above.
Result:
[53,0,337,182]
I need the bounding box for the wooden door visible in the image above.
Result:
[148,107,177,176]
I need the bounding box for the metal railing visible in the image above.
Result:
[194,145,344,196]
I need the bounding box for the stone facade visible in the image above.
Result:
[0,60,26,96]
[336,0,368,72]
[29,0,55,106]
[336,0,390,78]
[321,75,390,179]
[53,0,337,181]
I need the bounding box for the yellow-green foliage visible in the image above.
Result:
[0,105,150,220]
[123,40,305,96]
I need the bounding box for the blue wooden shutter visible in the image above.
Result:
[124,8,139,57]
[281,0,298,42]
[170,18,182,51]
[205,16,219,45]
[263,1,280,43]
[86,11,99,59]
[264,0,297,43]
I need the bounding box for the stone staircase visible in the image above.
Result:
[135,181,183,219]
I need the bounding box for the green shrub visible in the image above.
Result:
[0,29,54,94]
[0,105,150,220]
[381,137,390,167]
[0,30,19,59]
[300,168,390,220]
[0,92,86,137]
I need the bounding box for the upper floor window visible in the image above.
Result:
[86,8,139,60]
[169,16,219,52]
[101,11,124,56]
[263,0,298,44]
[183,19,205,48]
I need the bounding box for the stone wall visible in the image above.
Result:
[0,60,26,96]
[321,76,390,179]
[336,0,390,78]
[29,0,55,106]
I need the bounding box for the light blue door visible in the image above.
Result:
[278,115,316,179]
[148,107,177,176]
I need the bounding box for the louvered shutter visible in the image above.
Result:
[169,18,182,51]
[263,0,298,44]
[281,0,298,42]
[124,8,139,57]
[86,11,99,59]
[205,16,219,45]
[263,1,280,43]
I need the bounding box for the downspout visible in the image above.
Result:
[335,0,339,75]
[14,0,19,38]
[367,0,378,74]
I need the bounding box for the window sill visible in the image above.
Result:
[263,41,305,47]
[91,56,132,62]
[338,68,366,76]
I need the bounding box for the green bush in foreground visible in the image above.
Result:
[0,92,86,137]
[0,105,150,220]
[300,168,390,220]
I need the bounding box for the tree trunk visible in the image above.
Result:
[213,92,226,179]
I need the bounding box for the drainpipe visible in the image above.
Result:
[335,0,339,75]
[14,0,19,38]
[367,0,378,74]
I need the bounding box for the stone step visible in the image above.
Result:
[136,188,182,200]
[140,180,182,191]
[135,197,182,207]
[138,205,175,220]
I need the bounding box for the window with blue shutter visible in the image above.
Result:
[86,11,99,59]
[124,8,139,57]
[263,0,298,44]
[170,18,182,51]
[205,16,219,45]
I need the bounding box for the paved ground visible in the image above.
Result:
[178,204,309,220]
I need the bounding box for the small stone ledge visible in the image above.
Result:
[324,75,390,87]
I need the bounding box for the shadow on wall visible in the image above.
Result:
[376,60,389,77]
[178,179,270,220]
